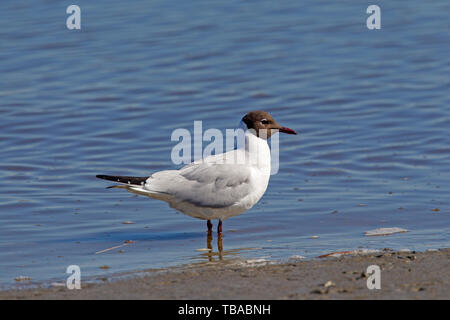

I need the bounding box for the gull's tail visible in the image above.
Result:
[96,175,148,187]
[96,173,172,201]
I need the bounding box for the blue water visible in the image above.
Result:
[1,0,449,288]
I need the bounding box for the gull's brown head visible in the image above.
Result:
[242,110,297,139]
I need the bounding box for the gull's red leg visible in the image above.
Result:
[207,220,213,233]
[217,219,222,235]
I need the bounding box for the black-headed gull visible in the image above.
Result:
[96,111,296,234]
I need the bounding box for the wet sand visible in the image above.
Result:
[1,248,448,300]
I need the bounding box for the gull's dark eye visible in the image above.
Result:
[261,119,269,125]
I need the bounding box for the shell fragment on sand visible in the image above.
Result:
[318,251,352,258]
[289,255,306,260]
[364,227,408,237]
[318,249,381,258]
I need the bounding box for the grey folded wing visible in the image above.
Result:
[144,163,253,208]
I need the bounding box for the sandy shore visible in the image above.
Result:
[1,248,448,300]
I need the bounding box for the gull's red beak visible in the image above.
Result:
[279,126,297,135]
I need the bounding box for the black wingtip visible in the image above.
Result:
[96,174,114,181]
[96,174,148,185]
[96,174,119,182]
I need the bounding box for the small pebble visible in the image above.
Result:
[310,289,326,295]
[357,272,368,279]
[15,276,31,282]
[51,282,66,287]
[289,255,306,260]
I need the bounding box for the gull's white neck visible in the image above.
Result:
[244,131,271,174]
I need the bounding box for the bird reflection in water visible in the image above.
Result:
[194,231,260,264]
[205,230,223,262]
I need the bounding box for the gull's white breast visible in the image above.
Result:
[135,132,272,220]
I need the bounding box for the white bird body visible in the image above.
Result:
[127,131,271,220]
[96,110,296,233]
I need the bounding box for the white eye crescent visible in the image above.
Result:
[261,119,269,124]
